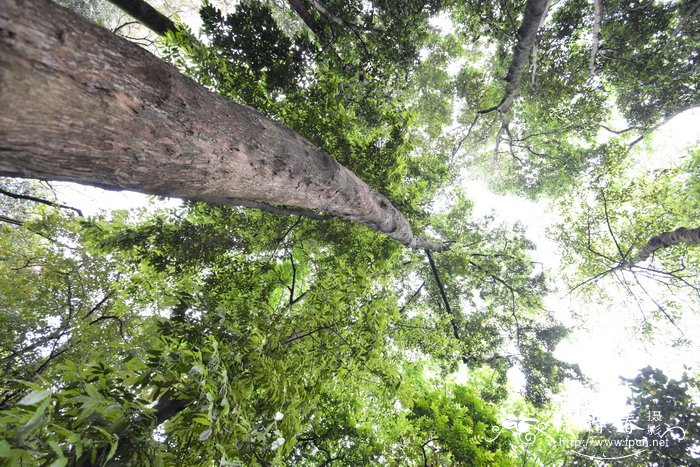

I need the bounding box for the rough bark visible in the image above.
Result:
[106,0,176,36]
[0,0,444,251]
[624,226,700,267]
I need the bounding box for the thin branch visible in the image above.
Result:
[631,273,683,335]
[89,315,126,340]
[599,124,637,135]
[425,250,460,341]
[0,187,83,216]
[399,281,425,315]
[112,20,140,35]
[0,215,23,226]
[288,251,297,306]
[565,266,616,297]
[600,190,626,261]
[421,437,439,467]
[83,292,114,319]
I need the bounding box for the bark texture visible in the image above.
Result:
[625,226,700,267]
[0,0,442,250]
[107,0,176,36]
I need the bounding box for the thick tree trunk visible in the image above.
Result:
[0,0,443,250]
[288,0,324,36]
[625,226,700,267]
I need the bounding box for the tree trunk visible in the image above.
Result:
[484,0,549,114]
[589,0,602,75]
[625,226,700,267]
[287,0,324,37]
[500,0,548,112]
[0,0,443,250]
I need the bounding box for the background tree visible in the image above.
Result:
[552,144,700,338]
[571,366,700,465]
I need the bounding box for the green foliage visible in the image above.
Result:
[552,144,700,332]
[600,0,700,125]
[571,367,700,466]
[4,0,697,463]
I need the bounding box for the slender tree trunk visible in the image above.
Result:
[500,0,548,112]
[589,0,602,75]
[0,0,443,250]
[482,0,549,114]
[625,226,700,267]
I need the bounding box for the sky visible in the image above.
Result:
[463,108,700,430]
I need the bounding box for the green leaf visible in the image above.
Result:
[48,441,68,467]
[199,428,213,441]
[20,397,51,435]
[0,439,12,457]
[18,389,51,406]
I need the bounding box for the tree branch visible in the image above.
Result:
[0,187,83,216]
[0,215,23,226]
[106,0,177,36]
[624,226,700,267]
[89,315,126,340]
[287,0,324,37]
[482,0,549,114]
[425,250,460,341]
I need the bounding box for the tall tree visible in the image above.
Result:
[0,0,443,250]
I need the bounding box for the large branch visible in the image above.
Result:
[625,227,700,267]
[0,0,444,251]
[287,0,325,36]
[306,0,348,29]
[106,0,176,36]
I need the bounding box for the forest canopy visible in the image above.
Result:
[0,0,698,464]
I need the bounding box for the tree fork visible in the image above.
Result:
[0,0,445,251]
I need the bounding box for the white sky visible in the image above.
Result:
[464,108,700,429]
